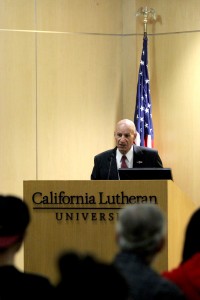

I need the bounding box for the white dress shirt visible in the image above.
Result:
[116,146,134,169]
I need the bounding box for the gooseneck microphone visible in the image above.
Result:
[107,152,115,180]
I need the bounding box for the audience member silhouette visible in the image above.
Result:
[162,207,200,300]
[113,204,186,300]
[0,194,55,300]
[56,251,130,299]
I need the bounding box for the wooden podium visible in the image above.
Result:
[23,180,196,284]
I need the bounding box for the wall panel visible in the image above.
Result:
[149,32,200,203]
[0,0,200,272]
[36,32,122,179]
[36,0,122,34]
[0,0,35,29]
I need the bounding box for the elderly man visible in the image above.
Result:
[91,119,163,180]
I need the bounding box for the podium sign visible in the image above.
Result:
[23,180,196,284]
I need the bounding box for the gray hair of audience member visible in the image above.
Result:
[116,204,167,257]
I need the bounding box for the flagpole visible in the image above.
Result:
[136,6,157,36]
[134,6,157,148]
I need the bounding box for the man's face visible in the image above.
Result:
[114,123,136,155]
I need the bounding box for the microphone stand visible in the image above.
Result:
[107,153,115,180]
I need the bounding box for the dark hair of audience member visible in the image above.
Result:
[181,208,200,264]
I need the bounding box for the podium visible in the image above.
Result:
[23,180,196,284]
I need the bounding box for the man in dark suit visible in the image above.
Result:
[91,119,163,180]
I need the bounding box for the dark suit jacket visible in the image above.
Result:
[113,251,186,300]
[91,145,163,180]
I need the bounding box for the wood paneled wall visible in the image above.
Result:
[0,0,199,270]
[123,0,200,206]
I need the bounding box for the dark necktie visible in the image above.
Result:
[121,155,128,168]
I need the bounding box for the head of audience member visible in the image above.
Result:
[56,251,129,300]
[116,204,166,264]
[114,119,137,155]
[181,207,200,264]
[0,195,30,256]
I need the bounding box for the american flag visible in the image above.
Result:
[134,34,154,148]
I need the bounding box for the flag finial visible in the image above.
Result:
[136,7,157,35]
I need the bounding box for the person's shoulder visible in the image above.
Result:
[17,271,55,292]
[157,275,186,299]
[163,252,200,282]
[0,267,56,299]
[134,145,158,154]
[95,148,116,159]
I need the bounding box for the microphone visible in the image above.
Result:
[107,152,115,180]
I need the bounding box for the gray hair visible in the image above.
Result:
[116,204,166,255]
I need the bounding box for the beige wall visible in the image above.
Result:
[0,0,199,269]
[123,0,200,206]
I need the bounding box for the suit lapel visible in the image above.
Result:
[110,148,119,179]
[133,146,144,168]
